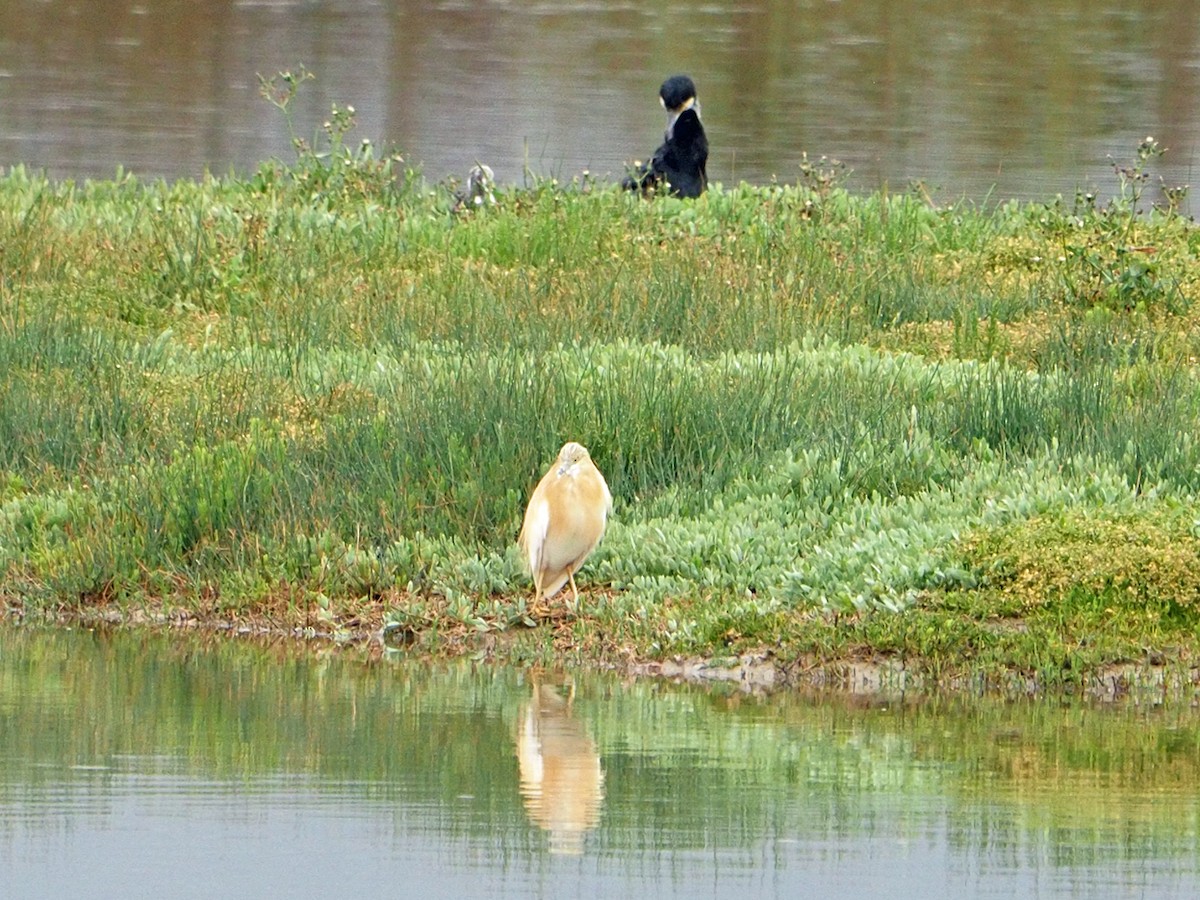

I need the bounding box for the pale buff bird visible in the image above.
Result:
[518,442,612,611]
[516,677,605,855]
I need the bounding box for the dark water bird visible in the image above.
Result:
[622,74,708,199]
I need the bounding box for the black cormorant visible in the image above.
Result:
[622,75,708,199]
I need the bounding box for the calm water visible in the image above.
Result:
[0,0,1197,210]
[2,628,1199,898]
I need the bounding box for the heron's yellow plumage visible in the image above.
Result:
[516,677,605,855]
[518,441,612,609]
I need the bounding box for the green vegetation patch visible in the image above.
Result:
[964,507,1200,615]
[3,92,1200,689]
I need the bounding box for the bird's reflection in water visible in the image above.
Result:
[516,675,605,855]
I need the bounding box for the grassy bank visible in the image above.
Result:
[2,128,1200,691]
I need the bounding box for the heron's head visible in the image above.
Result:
[556,441,591,475]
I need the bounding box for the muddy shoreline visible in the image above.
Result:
[6,598,1195,705]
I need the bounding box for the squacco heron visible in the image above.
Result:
[518,442,612,612]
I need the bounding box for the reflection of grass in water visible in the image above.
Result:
[1,146,1200,676]
[1,627,1197,862]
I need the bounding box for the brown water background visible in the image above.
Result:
[1,0,1197,209]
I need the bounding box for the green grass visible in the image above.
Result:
[2,125,1200,690]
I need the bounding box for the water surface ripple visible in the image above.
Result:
[2,627,1199,897]
[0,0,1195,211]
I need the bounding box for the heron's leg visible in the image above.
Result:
[529,581,549,620]
[564,568,581,616]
